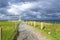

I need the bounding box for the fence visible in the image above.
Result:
[0,27,1,40]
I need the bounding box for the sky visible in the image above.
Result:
[0,0,60,20]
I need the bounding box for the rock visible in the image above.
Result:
[48,32,51,35]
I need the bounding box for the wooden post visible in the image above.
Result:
[41,22,44,30]
[26,21,27,24]
[0,27,1,40]
[34,21,36,28]
[31,22,32,25]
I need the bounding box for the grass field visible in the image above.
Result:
[26,21,60,40]
[0,21,20,40]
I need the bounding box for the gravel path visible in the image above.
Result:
[17,23,47,40]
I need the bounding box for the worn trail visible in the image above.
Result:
[17,23,47,40]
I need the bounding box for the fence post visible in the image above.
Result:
[34,21,36,28]
[0,27,1,40]
[41,22,44,30]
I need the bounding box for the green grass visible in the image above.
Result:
[27,21,60,40]
[0,21,20,40]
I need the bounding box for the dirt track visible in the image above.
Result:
[17,23,48,40]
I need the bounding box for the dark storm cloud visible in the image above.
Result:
[9,0,40,3]
[0,0,9,8]
[28,0,60,20]
[0,0,60,20]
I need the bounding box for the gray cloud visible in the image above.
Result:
[0,0,9,8]
[0,0,60,20]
